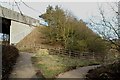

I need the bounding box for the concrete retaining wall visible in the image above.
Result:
[10,21,35,44]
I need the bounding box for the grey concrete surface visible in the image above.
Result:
[9,52,38,78]
[0,5,39,26]
[57,65,100,78]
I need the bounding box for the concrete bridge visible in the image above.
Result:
[0,5,39,45]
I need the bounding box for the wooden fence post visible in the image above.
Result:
[92,52,95,60]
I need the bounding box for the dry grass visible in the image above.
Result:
[105,49,120,64]
[16,26,63,52]
[32,49,101,78]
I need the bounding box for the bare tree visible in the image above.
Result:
[88,2,120,52]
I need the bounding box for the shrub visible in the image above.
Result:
[2,45,19,79]
[86,60,120,80]
[40,5,108,54]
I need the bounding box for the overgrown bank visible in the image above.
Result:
[40,5,109,54]
[31,5,112,79]
[86,59,120,80]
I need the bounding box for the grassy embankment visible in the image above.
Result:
[16,26,62,53]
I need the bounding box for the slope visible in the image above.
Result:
[16,26,62,52]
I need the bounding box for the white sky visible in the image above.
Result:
[0,1,117,21]
[0,0,118,40]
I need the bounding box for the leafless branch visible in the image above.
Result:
[107,2,119,15]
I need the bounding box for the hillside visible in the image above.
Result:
[16,26,63,52]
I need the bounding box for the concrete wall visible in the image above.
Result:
[0,5,39,26]
[0,5,40,44]
[10,21,35,44]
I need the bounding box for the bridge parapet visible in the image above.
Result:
[0,5,39,26]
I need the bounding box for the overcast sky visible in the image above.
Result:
[0,1,116,21]
[0,1,118,40]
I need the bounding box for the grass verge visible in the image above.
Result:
[16,46,34,53]
[31,49,101,78]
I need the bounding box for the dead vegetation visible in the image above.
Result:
[16,26,63,52]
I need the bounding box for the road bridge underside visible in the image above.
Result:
[0,17,11,44]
